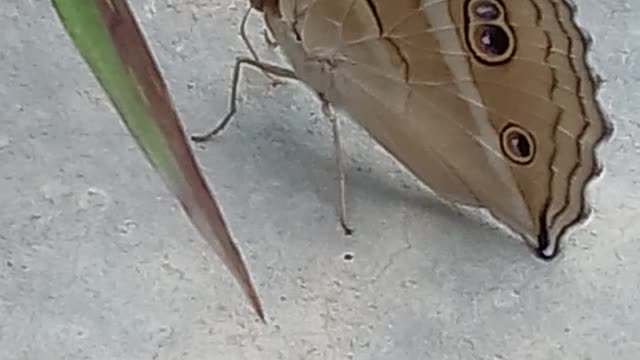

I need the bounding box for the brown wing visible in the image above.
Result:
[445,0,610,256]
[263,0,609,257]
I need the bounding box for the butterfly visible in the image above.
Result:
[196,0,610,259]
[190,0,612,317]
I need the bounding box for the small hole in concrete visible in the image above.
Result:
[343,252,354,261]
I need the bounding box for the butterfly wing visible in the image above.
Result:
[262,0,609,256]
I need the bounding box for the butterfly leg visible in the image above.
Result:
[191,57,298,142]
[239,6,282,87]
[320,95,354,236]
[263,28,278,49]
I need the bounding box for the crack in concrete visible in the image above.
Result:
[371,213,413,283]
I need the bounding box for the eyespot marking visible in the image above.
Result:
[472,0,501,20]
[500,124,536,165]
[474,24,510,56]
[464,0,516,65]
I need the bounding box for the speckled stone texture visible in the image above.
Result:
[1,0,639,359]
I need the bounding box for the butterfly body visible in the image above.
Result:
[254,0,610,258]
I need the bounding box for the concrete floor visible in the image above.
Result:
[1,0,639,359]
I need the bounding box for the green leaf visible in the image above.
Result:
[52,0,264,320]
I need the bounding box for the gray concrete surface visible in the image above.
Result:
[1,0,639,359]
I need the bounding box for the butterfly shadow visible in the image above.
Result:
[259,122,569,336]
